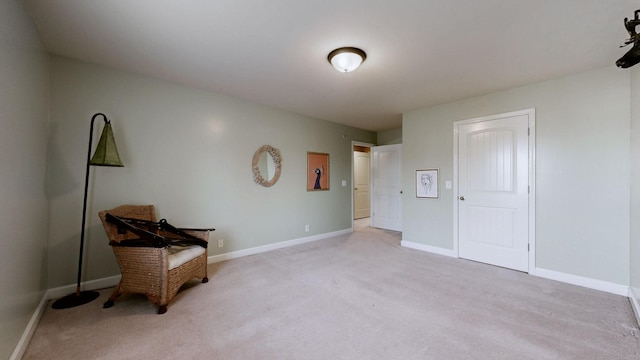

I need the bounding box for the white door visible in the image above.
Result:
[371,144,402,231]
[353,150,370,219]
[457,112,530,272]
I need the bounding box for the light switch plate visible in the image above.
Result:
[445,180,452,189]
[342,180,347,187]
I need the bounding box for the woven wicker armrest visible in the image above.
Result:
[164,237,208,248]
[179,228,213,243]
[111,239,166,248]
[158,219,214,245]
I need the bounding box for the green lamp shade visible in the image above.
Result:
[89,122,124,167]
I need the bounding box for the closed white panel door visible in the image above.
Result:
[354,151,371,219]
[371,144,402,231]
[458,114,529,271]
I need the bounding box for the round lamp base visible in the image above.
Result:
[51,290,100,309]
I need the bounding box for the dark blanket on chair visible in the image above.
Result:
[105,213,210,248]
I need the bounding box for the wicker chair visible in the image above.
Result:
[98,205,213,314]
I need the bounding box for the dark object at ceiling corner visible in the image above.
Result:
[616,9,640,68]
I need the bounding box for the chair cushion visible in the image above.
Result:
[167,245,206,270]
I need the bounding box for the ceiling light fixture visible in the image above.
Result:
[328,47,367,73]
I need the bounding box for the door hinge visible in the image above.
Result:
[528,244,530,252]
[528,185,530,194]
[528,128,530,136]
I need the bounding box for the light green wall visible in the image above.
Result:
[47,56,376,287]
[2,6,637,355]
[377,127,402,145]
[631,67,640,292]
[403,66,631,285]
[0,0,50,358]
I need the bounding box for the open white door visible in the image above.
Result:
[456,110,533,272]
[371,144,402,231]
[353,150,371,219]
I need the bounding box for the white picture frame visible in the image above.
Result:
[416,169,439,199]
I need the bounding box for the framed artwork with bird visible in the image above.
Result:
[307,152,329,191]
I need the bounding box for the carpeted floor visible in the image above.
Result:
[24,220,640,359]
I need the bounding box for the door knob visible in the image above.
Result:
[459,196,465,201]
[354,188,358,190]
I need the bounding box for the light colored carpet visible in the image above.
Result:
[24,220,640,359]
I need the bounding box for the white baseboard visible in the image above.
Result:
[629,287,640,326]
[47,275,121,300]
[46,229,353,301]
[9,291,48,360]
[12,276,121,359]
[399,241,630,298]
[400,240,457,258]
[13,229,349,358]
[15,230,635,359]
[534,268,629,296]
[208,228,352,264]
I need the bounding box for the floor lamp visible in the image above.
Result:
[52,113,124,309]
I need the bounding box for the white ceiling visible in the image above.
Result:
[23,0,638,132]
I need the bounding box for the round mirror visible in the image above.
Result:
[252,145,282,187]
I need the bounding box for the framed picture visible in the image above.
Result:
[416,169,438,198]
[307,152,329,191]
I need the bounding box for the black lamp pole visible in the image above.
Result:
[52,113,123,309]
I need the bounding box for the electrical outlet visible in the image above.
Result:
[218,239,224,248]
[305,225,310,232]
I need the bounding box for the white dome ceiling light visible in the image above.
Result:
[327,47,367,73]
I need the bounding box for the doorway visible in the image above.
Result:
[371,144,402,232]
[352,142,403,232]
[353,145,371,220]
[454,109,536,273]
[352,143,373,231]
